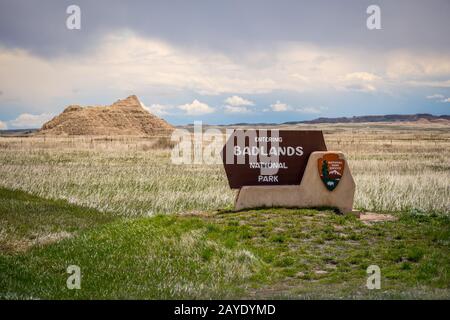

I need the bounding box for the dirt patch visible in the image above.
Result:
[360,212,397,224]
[1,231,73,253]
[32,231,73,247]
[178,210,212,217]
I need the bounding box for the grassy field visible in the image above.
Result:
[1,188,449,299]
[0,123,449,299]
[0,123,448,216]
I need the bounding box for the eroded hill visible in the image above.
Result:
[37,95,173,136]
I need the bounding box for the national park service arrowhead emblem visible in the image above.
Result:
[318,153,345,191]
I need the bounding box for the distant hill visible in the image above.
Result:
[208,114,450,127]
[0,129,38,137]
[283,113,450,125]
[37,95,173,136]
[2,112,449,136]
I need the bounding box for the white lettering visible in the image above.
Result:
[66,5,81,30]
[366,5,381,30]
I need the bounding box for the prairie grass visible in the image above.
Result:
[0,123,448,216]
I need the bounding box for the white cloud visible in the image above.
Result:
[0,120,7,130]
[426,94,450,103]
[264,102,326,114]
[268,101,291,112]
[1,32,450,116]
[409,80,450,88]
[426,94,445,99]
[224,95,254,107]
[138,98,172,116]
[344,83,377,92]
[142,102,172,116]
[296,106,326,114]
[147,104,172,115]
[0,35,391,108]
[345,72,380,82]
[223,95,254,113]
[8,113,54,129]
[178,99,214,115]
[386,52,450,79]
[224,105,251,114]
[340,72,380,92]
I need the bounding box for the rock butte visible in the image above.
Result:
[37,95,173,136]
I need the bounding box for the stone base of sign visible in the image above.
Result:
[234,151,355,214]
[350,210,362,218]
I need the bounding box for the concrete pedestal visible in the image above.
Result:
[234,151,355,214]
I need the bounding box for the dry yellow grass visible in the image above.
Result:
[0,122,449,215]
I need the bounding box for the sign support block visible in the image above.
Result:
[234,151,355,214]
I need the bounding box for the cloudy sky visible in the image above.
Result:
[0,0,449,128]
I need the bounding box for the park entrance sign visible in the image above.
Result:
[221,129,356,214]
[221,130,327,189]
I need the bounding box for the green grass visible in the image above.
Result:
[0,188,116,253]
[1,188,449,299]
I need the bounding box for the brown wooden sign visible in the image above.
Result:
[221,130,327,189]
[318,153,345,191]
